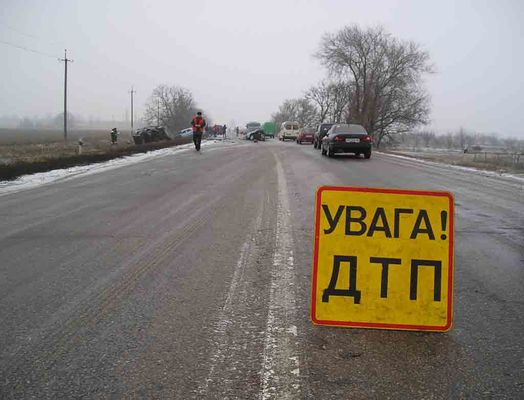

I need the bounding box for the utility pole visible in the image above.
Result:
[129,86,136,135]
[157,99,160,126]
[59,49,73,143]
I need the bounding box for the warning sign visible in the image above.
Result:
[311,186,454,331]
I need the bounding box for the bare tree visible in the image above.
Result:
[455,127,468,150]
[419,130,435,147]
[144,85,197,134]
[444,132,454,149]
[271,98,318,128]
[329,81,352,123]
[306,80,352,124]
[316,25,433,148]
[306,81,333,123]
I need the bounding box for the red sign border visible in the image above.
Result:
[311,185,455,332]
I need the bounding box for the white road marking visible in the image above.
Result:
[260,154,301,400]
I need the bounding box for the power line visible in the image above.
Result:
[0,20,65,47]
[0,39,59,58]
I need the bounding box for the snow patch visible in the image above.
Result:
[0,140,236,196]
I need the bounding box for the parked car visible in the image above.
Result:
[278,121,300,141]
[313,123,334,149]
[179,128,193,137]
[296,127,315,144]
[321,124,372,158]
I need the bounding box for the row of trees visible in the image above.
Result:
[14,112,78,129]
[398,129,523,151]
[272,25,433,148]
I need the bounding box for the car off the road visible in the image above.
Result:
[296,127,315,144]
[133,126,171,144]
[321,124,373,158]
[178,128,193,137]
[313,123,334,149]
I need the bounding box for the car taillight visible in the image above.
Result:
[334,135,345,142]
[360,135,373,143]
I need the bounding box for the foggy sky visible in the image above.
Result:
[1,0,523,137]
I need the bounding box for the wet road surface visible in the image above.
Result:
[0,139,522,399]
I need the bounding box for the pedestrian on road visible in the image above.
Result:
[223,124,227,139]
[191,111,206,151]
[110,128,118,145]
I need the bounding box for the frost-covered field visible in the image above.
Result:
[384,146,524,174]
[0,128,153,164]
[0,128,197,181]
[379,150,524,183]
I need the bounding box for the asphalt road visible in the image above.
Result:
[0,139,522,399]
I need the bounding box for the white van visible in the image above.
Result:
[278,121,300,141]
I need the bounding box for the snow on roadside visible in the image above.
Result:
[0,139,235,196]
[378,151,524,184]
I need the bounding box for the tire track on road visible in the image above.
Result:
[196,204,266,397]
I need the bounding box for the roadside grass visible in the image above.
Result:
[0,128,191,181]
[383,148,524,175]
[0,128,120,145]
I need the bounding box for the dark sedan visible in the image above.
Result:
[321,124,372,158]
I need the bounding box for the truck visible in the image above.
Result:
[262,122,276,138]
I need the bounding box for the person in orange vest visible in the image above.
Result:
[191,111,206,151]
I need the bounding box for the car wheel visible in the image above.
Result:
[364,151,372,159]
